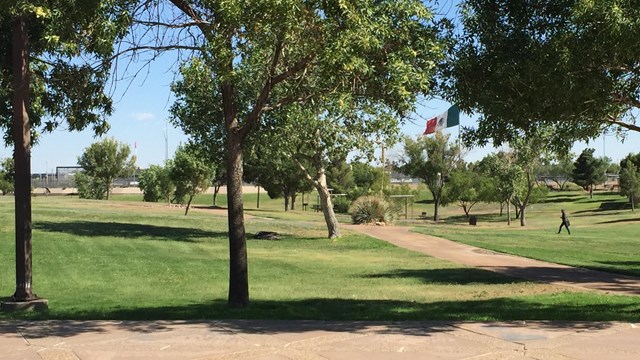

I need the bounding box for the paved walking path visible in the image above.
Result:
[1,320,639,359]
[344,224,640,296]
[2,225,639,359]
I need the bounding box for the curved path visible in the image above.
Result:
[344,224,640,296]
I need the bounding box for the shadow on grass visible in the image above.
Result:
[34,221,227,243]
[540,196,585,204]
[363,268,528,285]
[598,217,640,224]
[3,297,638,335]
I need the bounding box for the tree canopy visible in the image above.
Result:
[450,0,640,150]
[77,137,136,200]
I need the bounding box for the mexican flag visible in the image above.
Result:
[423,105,460,135]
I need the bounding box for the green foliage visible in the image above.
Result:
[0,157,13,195]
[572,148,607,196]
[449,0,640,149]
[170,145,215,214]
[397,132,460,221]
[332,196,351,214]
[350,196,397,224]
[138,164,174,203]
[446,166,491,217]
[74,171,106,200]
[619,162,640,210]
[1,1,134,141]
[77,137,136,200]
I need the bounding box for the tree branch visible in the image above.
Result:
[132,19,211,29]
[168,0,211,34]
[605,115,640,133]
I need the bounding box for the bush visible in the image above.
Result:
[332,196,351,213]
[75,172,107,200]
[350,196,397,224]
[139,165,173,203]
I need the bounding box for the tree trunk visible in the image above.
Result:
[315,169,340,238]
[632,195,635,212]
[212,184,221,207]
[284,189,290,211]
[226,129,249,308]
[519,205,526,226]
[105,178,111,200]
[589,184,593,198]
[433,195,440,222]
[291,193,296,210]
[499,202,504,216]
[11,15,36,302]
[506,198,511,225]
[184,194,193,215]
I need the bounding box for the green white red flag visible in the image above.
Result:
[424,105,460,135]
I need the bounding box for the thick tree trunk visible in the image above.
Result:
[506,198,511,225]
[589,184,593,198]
[433,196,440,222]
[226,130,249,308]
[11,15,36,302]
[315,169,340,238]
[291,193,296,210]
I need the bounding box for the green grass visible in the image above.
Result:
[0,193,638,321]
[413,191,640,277]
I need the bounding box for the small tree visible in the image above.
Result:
[620,162,640,211]
[170,145,215,216]
[573,148,607,198]
[138,164,174,204]
[446,166,490,218]
[540,154,574,190]
[77,138,136,200]
[397,132,460,222]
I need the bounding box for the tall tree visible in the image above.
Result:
[572,148,607,198]
[620,162,640,211]
[450,0,640,150]
[397,132,460,222]
[1,1,131,302]
[163,0,448,303]
[477,152,523,225]
[77,137,136,200]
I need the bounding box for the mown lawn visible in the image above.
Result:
[413,191,640,277]
[0,193,638,321]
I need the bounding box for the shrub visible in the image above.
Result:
[333,196,351,213]
[75,172,107,200]
[350,196,397,224]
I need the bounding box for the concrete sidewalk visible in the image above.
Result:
[345,225,640,296]
[1,320,639,359]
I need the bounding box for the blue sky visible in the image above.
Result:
[6,0,639,173]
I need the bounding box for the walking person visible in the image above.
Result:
[558,209,571,235]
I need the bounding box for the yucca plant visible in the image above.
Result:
[350,196,397,225]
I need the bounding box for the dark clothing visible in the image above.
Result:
[558,211,570,234]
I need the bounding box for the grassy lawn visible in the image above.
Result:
[0,192,638,321]
[413,191,640,277]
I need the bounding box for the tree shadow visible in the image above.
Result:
[363,268,528,285]
[598,217,640,224]
[34,221,227,243]
[540,196,584,204]
[1,298,636,338]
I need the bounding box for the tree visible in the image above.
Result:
[397,132,460,222]
[138,164,174,204]
[449,0,640,151]
[446,165,491,218]
[572,148,607,198]
[351,161,381,197]
[162,0,448,304]
[170,145,215,216]
[0,157,14,195]
[476,152,523,225]
[244,147,311,212]
[77,138,136,200]
[620,163,640,211]
[1,1,131,302]
[540,154,574,190]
